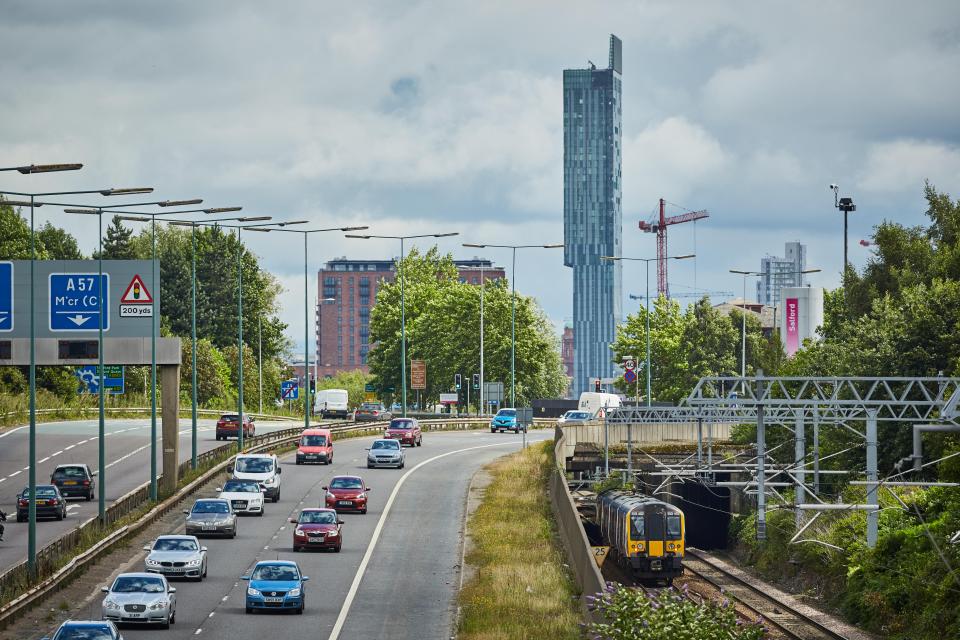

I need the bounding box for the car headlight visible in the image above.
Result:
[287,587,301,598]
[149,599,168,610]
[217,518,231,525]
[327,530,339,537]
[187,558,203,566]
[295,527,306,535]
[247,588,261,597]
[103,599,121,610]
[356,493,366,499]
[326,492,336,501]
[263,476,277,485]
[145,558,161,566]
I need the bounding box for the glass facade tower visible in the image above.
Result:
[563,35,623,396]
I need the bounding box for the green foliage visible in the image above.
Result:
[180,338,235,406]
[316,369,372,409]
[37,222,83,259]
[586,583,766,639]
[367,248,565,407]
[0,199,50,259]
[37,366,79,399]
[98,215,136,259]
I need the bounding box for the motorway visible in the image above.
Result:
[40,429,546,640]
[0,418,296,573]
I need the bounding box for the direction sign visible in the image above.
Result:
[0,262,12,332]
[281,380,299,400]
[624,369,637,384]
[49,273,109,332]
[410,359,426,390]
[75,365,124,395]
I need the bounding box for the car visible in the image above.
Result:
[242,560,309,614]
[323,476,371,514]
[42,620,124,640]
[354,402,392,422]
[366,439,405,468]
[290,508,343,552]
[16,484,67,522]
[183,498,237,538]
[295,428,333,465]
[216,414,255,441]
[491,408,525,433]
[143,535,207,581]
[557,410,593,426]
[101,573,176,628]
[232,453,282,502]
[50,463,95,501]
[384,418,422,447]
[217,479,265,516]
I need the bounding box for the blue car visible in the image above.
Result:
[490,408,525,433]
[42,620,124,640]
[242,560,308,614]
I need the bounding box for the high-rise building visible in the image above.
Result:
[315,258,505,378]
[563,34,623,396]
[756,241,807,309]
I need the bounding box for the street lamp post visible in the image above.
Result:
[830,185,857,278]
[601,254,694,406]
[347,232,459,417]
[243,225,369,431]
[463,243,563,408]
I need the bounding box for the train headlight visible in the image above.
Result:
[667,542,675,550]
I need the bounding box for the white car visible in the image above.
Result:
[366,439,405,469]
[101,573,176,628]
[143,535,207,580]
[232,453,282,502]
[217,479,265,516]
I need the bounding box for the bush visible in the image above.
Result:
[586,582,766,639]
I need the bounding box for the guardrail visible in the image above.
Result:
[0,407,303,424]
[0,415,551,627]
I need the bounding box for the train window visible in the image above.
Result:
[630,514,644,538]
[667,515,681,538]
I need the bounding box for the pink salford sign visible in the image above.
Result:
[785,297,799,355]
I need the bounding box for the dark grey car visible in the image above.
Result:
[183,499,236,538]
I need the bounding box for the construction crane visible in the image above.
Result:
[629,291,732,302]
[639,198,709,298]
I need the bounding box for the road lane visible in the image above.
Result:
[101,430,544,640]
[0,418,296,572]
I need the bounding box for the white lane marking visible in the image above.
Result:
[22,466,29,471]
[52,450,63,456]
[38,456,50,464]
[0,426,27,439]
[0,477,6,483]
[326,437,545,640]
[10,470,22,477]
[64,444,75,450]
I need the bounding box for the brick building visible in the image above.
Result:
[316,258,505,378]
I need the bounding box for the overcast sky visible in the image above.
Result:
[2,1,959,353]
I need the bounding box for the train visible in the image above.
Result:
[596,490,685,584]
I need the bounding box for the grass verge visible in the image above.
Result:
[457,440,581,640]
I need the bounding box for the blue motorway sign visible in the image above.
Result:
[281,380,299,400]
[75,365,124,395]
[49,273,109,332]
[0,262,12,332]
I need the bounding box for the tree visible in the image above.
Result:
[98,215,136,259]
[0,199,49,259]
[37,222,83,259]
[316,370,372,409]
[180,338,235,406]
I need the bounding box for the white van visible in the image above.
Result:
[232,453,282,502]
[577,392,622,419]
[315,388,350,419]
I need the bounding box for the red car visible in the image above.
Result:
[216,414,255,441]
[323,476,371,514]
[384,418,422,447]
[290,508,343,552]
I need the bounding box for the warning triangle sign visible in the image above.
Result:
[120,275,153,304]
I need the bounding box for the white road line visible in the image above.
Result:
[38,457,50,463]
[0,477,6,483]
[64,445,75,450]
[10,470,22,477]
[52,450,63,456]
[326,437,544,640]
[0,426,27,439]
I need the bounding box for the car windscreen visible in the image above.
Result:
[220,414,239,421]
[111,576,166,593]
[569,412,591,419]
[299,511,336,524]
[330,477,363,489]
[53,467,87,478]
[301,435,327,446]
[251,565,299,581]
[154,538,198,552]
[496,409,516,417]
[222,480,260,493]
[389,420,413,430]
[192,501,229,514]
[235,458,274,473]
[54,626,115,640]
[371,440,399,450]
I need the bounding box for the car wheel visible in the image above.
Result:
[56,509,64,521]
[16,513,24,523]
[294,545,301,552]
[257,509,264,517]
[296,603,304,614]
[367,463,373,469]
[335,545,341,553]
[417,438,422,446]
[86,491,93,501]
[295,460,301,465]
[231,529,237,539]
[360,507,367,515]
[246,606,253,614]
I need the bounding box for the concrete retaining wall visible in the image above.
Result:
[557,421,734,461]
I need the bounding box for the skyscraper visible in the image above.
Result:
[756,241,807,309]
[563,35,623,396]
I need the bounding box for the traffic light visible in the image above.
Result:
[594,379,601,393]
[309,379,316,394]
[455,373,462,390]
[472,373,480,390]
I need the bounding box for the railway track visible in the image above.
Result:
[683,548,850,640]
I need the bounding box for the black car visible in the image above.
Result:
[16,484,67,522]
[50,463,95,500]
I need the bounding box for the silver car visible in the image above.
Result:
[143,535,207,581]
[183,498,237,538]
[366,439,405,469]
[557,410,593,426]
[101,573,176,628]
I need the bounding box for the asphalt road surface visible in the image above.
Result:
[79,430,546,640]
[0,418,296,573]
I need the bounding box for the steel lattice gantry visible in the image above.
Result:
[605,375,960,547]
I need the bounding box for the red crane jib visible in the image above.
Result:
[638,210,708,231]
[638,202,709,297]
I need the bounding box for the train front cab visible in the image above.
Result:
[627,501,685,583]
